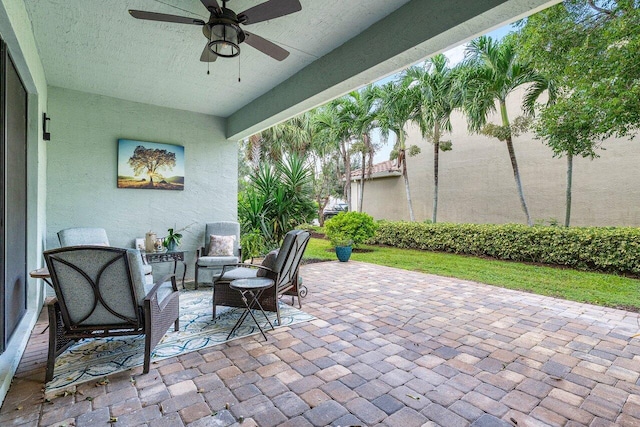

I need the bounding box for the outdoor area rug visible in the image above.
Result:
[45,290,315,395]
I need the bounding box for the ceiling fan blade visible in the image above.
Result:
[129,10,205,26]
[200,0,220,12]
[239,0,302,25]
[244,32,290,61]
[200,45,218,62]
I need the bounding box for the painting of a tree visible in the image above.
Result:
[117,139,184,190]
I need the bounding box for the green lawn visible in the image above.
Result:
[304,237,640,311]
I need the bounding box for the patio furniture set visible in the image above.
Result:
[34,224,311,384]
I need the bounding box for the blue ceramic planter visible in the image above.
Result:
[335,245,352,262]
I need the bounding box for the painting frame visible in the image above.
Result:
[117,139,185,191]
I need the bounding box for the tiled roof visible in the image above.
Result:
[350,160,400,179]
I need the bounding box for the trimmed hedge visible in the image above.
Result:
[368,222,640,276]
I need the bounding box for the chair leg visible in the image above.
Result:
[45,300,75,382]
[45,303,58,383]
[194,264,199,290]
[143,334,151,374]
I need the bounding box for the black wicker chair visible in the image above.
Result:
[213,230,310,326]
[43,246,180,382]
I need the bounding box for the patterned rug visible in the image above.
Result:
[45,290,315,395]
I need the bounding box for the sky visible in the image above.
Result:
[372,24,514,163]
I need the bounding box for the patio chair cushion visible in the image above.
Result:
[219,267,258,281]
[144,280,176,304]
[48,248,147,326]
[58,227,110,247]
[197,255,239,267]
[142,264,153,275]
[208,235,236,256]
[204,222,240,255]
[257,249,279,277]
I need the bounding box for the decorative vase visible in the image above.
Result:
[144,232,157,252]
[166,240,177,252]
[335,245,352,262]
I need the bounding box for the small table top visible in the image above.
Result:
[230,277,274,291]
[142,251,185,262]
[29,267,50,279]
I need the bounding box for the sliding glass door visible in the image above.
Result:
[0,38,28,353]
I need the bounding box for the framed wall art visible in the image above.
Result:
[117,139,185,190]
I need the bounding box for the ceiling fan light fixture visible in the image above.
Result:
[208,22,242,58]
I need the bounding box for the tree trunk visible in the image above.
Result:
[505,136,532,226]
[359,151,365,213]
[402,157,415,222]
[500,100,532,226]
[339,139,351,208]
[399,132,415,222]
[432,123,440,224]
[565,154,573,227]
[318,195,329,226]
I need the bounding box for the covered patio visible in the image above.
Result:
[2,261,639,426]
[0,0,561,402]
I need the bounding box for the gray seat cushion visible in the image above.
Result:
[144,280,175,304]
[197,256,238,267]
[58,227,110,247]
[219,267,258,281]
[142,264,152,275]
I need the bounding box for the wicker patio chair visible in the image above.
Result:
[194,222,241,289]
[58,227,110,246]
[58,227,154,281]
[213,229,310,326]
[43,246,180,382]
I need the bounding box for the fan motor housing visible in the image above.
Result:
[203,8,246,44]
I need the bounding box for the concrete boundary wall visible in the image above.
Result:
[353,87,640,226]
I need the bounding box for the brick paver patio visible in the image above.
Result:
[1,261,640,426]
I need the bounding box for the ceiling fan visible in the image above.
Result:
[129,0,302,62]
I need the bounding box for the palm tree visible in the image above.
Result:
[460,35,544,226]
[306,108,343,225]
[402,54,460,223]
[338,85,379,212]
[315,101,354,210]
[375,81,421,222]
[242,112,315,167]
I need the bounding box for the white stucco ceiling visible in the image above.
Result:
[23,0,559,139]
[24,0,411,117]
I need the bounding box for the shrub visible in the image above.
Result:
[369,222,640,276]
[325,212,378,247]
[240,229,267,262]
[238,155,316,248]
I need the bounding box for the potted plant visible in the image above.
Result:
[162,222,195,252]
[163,228,182,252]
[324,211,378,262]
[330,234,353,262]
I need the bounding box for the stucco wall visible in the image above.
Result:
[355,87,640,226]
[46,87,237,279]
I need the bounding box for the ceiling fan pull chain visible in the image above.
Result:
[238,55,241,83]
[207,29,212,75]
